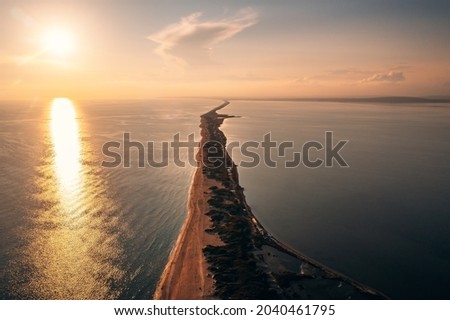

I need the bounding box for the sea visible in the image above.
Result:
[1,98,449,299]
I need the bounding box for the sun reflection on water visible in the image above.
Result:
[51,98,82,206]
[7,98,126,299]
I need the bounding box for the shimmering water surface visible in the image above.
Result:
[1,99,449,299]
[0,98,212,299]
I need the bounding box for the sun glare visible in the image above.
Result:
[42,28,74,56]
[51,98,81,201]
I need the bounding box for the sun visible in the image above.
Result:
[42,28,74,56]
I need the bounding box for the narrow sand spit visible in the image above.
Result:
[153,102,229,299]
[154,101,386,300]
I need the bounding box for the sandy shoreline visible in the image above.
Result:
[153,103,229,299]
[154,101,386,299]
[153,161,224,299]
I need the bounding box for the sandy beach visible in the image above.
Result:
[153,165,227,299]
[153,102,229,299]
[154,101,386,299]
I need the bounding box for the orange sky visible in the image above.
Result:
[1,0,450,100]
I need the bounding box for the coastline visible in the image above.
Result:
[152,154,222,299]
[154,101,387,299]
[153,101,230,299]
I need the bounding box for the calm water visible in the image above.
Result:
[1,99,449,299]
[223,101,450,299]
[0,98,213,299]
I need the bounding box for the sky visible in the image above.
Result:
[1,0,449,100]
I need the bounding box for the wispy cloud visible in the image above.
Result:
[10,7,35,28]
[148,8,258,66]
[298,67,411,86]
[325,68,373,76]
[297,68,375,84]
[361,71,406,83]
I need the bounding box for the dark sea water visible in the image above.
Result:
[1,99,449,299]
[223,101,450,299]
